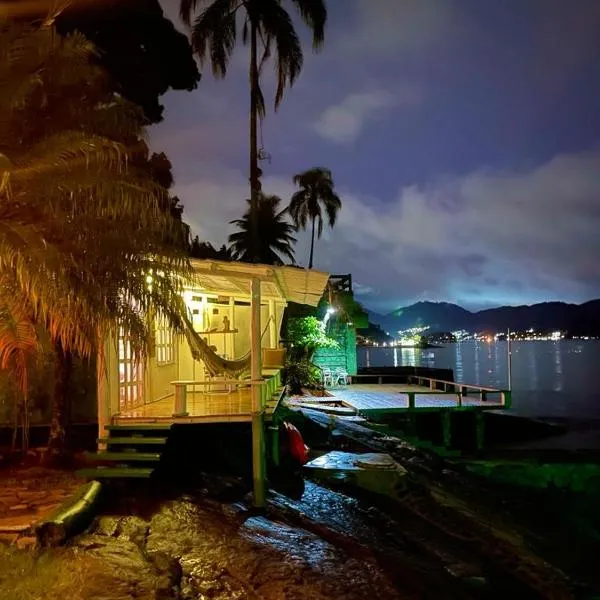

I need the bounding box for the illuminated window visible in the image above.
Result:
[118,329,144,410]
[155,319,174,365]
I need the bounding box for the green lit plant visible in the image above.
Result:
[284,316,338,394]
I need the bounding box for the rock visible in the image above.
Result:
[445,562,483,579]
[15,536,37,550]
[93,516,120,538]
[72,535,162,599]
[116,515,149,548]
[0,533,19,545]
[147,551,182,599]
[465,576,488,587]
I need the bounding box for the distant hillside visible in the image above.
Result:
[364,300,600,336]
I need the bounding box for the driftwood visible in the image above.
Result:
[35,480,102,547]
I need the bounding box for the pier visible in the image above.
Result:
[289,369,511,452]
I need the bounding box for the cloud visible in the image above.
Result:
[334,0,467,58]
[314,89,414,144]
[174,150,600,312]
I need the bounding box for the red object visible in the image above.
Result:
[283,421,309,465]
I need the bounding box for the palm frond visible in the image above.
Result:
[189,0,241,77]
[0,280,39,395]
[256,0,303,109]
[0,19,193,389]
[289,0,327,50]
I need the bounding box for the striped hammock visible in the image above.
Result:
[182,312,271,378]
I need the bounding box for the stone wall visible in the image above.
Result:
[313,325,358,376]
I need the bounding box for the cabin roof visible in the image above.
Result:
[188,259,330,306]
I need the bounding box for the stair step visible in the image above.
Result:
[76,466,154,479]
[86,451,162,462]
[106,424,172,432]
[99,437,167,446]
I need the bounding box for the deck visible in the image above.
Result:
[115,390,255,424]
[290,381,508,417]
[113,370,284,425]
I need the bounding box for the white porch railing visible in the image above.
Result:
[169,370,282,417]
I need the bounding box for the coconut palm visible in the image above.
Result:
[289,167,341,269]
[0,19,191,459]
[179,0,327,258]
[228,193,296,265]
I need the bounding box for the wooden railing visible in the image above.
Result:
[407,375,510,408]
[349,373,511,409]
[169,369,281,417]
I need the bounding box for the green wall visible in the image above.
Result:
[313,324,358,376]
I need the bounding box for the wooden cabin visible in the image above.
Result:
[89,259,330,506]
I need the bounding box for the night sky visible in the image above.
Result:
[154,0,600,314]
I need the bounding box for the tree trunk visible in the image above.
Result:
[46,340,73,466]
[249,20,260,262]
[308,216,316,269]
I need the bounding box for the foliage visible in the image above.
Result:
[55,0,200,124]
[283,316,336,393]
[318,288,369,329]
[0,19,192,398]
[228,193,296,265]
[190,237,234,260]
[180,0,326,113]
[289,167,342,268]
[286,316,338,354]
[283,356,323,395]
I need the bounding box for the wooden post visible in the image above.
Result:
[268,299,277,349]
[475,411,485,451]
[442,412,451,448]
[251,277,266,508]
[96,346,109,451]
[229,296,236,357]
[173,383,188,416]
[269,423,280,467]
[507,328,513,392]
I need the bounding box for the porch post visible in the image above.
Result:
[268,299,277,348]
[251,277,266,507]
[96,342,110,451]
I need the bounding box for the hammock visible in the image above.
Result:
[182,311,272,379]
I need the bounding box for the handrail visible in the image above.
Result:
[407,375,502,392]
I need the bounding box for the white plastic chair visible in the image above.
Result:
[322,368,334,387]
[335,367,348,385]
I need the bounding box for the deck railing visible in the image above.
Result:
[348,373,511,409]
[169,369,281,417]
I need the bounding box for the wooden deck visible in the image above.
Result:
[300,383,507,416]
[114,389,261,424]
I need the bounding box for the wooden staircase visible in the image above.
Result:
[265,385,286,419]
[76,424,172,480]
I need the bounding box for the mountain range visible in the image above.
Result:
[364,300,600,336]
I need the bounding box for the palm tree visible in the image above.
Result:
[289,167,341,269]
[179,0,327,258]
[228,193,296,265]
[0,19,191,460]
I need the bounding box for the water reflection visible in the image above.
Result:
[527,344,538,390]
[401,347,416,367]
[554,342,563,392]
[455,343,463,382]
[357,340,600,419]
[393,348,398,368]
